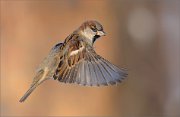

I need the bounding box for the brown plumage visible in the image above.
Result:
[19,20,127,102]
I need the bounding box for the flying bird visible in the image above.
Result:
[19,20,127,102]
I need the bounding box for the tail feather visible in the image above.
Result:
[19,85,37,102]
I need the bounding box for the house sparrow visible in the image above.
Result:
[19,20,127,102]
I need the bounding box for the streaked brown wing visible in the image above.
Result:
[53,39,127,86]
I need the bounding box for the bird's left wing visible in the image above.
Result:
[53,37,127,86]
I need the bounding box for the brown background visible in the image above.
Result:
[1,0,180,116]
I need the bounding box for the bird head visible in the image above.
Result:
[78,20,106,45]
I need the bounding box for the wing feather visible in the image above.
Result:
[88,61,98,86]
[54,38,127,86]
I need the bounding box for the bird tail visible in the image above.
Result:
[19,85,37,103]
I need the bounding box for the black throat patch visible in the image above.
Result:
[92,35,100,43]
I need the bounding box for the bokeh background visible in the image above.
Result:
[1,0,180,116]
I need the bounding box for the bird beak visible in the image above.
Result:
[97,31,106,36]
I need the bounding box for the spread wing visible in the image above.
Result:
[53,38,127,86]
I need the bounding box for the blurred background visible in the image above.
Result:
[1,0,180,116]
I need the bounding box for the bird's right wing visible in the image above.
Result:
[53,38,127,86]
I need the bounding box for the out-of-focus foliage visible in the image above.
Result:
[1,0,180,116]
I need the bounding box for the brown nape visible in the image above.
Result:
[78,20,97,30]
[85,20,98,29]
[77,20,104,35]
[78,23,86,31]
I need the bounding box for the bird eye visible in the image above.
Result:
[91,27,97,32]
[91,26,97,32]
